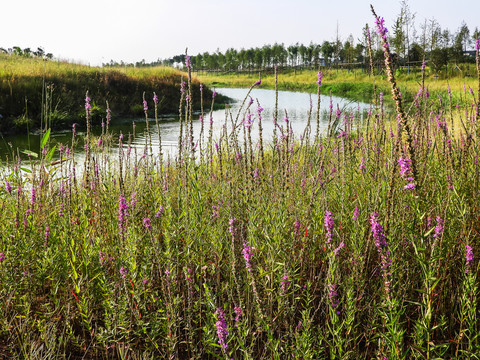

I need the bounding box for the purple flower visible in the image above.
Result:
[118,194,129,233]
[370,213,387,249]
[0,252,5,263]
[130,192,137,208]
[398,156,412,178]
[433,217,444,238]
[142,279,149,285]
[44,226,50,241]
[328,283,339,308]
[120,267,128,278]
[5,181,12,194]
[185,55,191,69]
[99,251,106,266]
[353,207,359,220]
[466,244,474,269]
[234,306,242,323]
[212,90,217,99]
[281,275,290,293]
[255,78,261,85]
[30,187,36,205]
[85,95,91,111]
[404,183,416,190]
[476,39,480,51]
[143,100,148,111]
[324,211,334,246]
[153,93,159,104]
[228,217,237,236]
[106,107,111,125]
[244,113,254,128]
[143,217,152,230]
[334,241,345,256]
[242,242,253,270]
[215,308,229,353]
[256,105,264,119]
[155,205,164,218]
[316,71,323,86]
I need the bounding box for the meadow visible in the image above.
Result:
[0,55,222,134]
[1,12,480,360]
[196,63,479,109]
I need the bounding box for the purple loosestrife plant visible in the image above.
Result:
[215,308,229,354]
[433,217,444,238]
[324,211,334,247]
[242,242,253,271]
[143,217,152,231]
[370,213,392,295]
[328,283,339,309]
[281,275,291,294]
[466,245,474,272]
[118,194,129,234]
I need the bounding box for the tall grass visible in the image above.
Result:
[0,16,480,360]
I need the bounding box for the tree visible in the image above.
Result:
[399,0,416,64]
[392,8,406,60]
[262,45,272,68]
[455,22,470,52]
[430,48,448,72]
[254,48,263,69]
[287,43,298,67]
[321,41,334,65]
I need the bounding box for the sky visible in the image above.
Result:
[2,0,479,66]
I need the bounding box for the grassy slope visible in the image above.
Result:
[0,55,223,133]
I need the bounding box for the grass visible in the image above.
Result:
[0,49,479,358]
[196,65,479,106]
[0,54,224,134]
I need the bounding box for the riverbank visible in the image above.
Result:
[0,54,227,134]
[196,67,479,107]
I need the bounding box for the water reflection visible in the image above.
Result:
[0,88,370,163]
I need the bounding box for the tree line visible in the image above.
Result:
[0,46,53,59]
[104,1,478,74]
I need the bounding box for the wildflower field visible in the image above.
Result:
[0,8,480,359]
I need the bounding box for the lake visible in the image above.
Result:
[0,88,370,164]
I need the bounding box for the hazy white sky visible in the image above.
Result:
[2,0,479,66]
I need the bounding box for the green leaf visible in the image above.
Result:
[46,145,56,162]
[21,150,38,158]
[40,128,51,149]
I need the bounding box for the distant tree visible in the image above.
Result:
[472,27,480,46]
[298,43,307,66]
[408,43,423,63]
[455,22,471,52]
[217,51,226,70]
[225,48,238,71]
[262,45,272,68]
[399,0,416,63]
[355,43,366,62]
[311,43,321,67]
[194,53,203,69]
[13,46,23,56]
[392,9,407,60]
[430,48,449,72]
[321,41,334,65]
[287,43,298,67]
[254,48,263,69]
